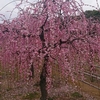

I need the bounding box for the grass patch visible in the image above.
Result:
[22,92,40,100]
[71,92,83,98]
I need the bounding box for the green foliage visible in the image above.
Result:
[48,96,59,100]
[48,97,54,100]
[71,92,83,98]
[91,77,95,82]
[84,10,100,20]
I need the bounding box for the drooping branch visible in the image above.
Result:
[39,15,48,47]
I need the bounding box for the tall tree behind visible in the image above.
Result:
[84,10,100,20]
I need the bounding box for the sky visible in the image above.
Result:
[0,0,100,20]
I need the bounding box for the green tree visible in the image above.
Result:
[84,10,100,20]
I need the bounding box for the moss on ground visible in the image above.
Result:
[71,92,83,98]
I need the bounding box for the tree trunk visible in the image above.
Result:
[30,62,34,78]
[29,62,34,80]
[40,55,48,100]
